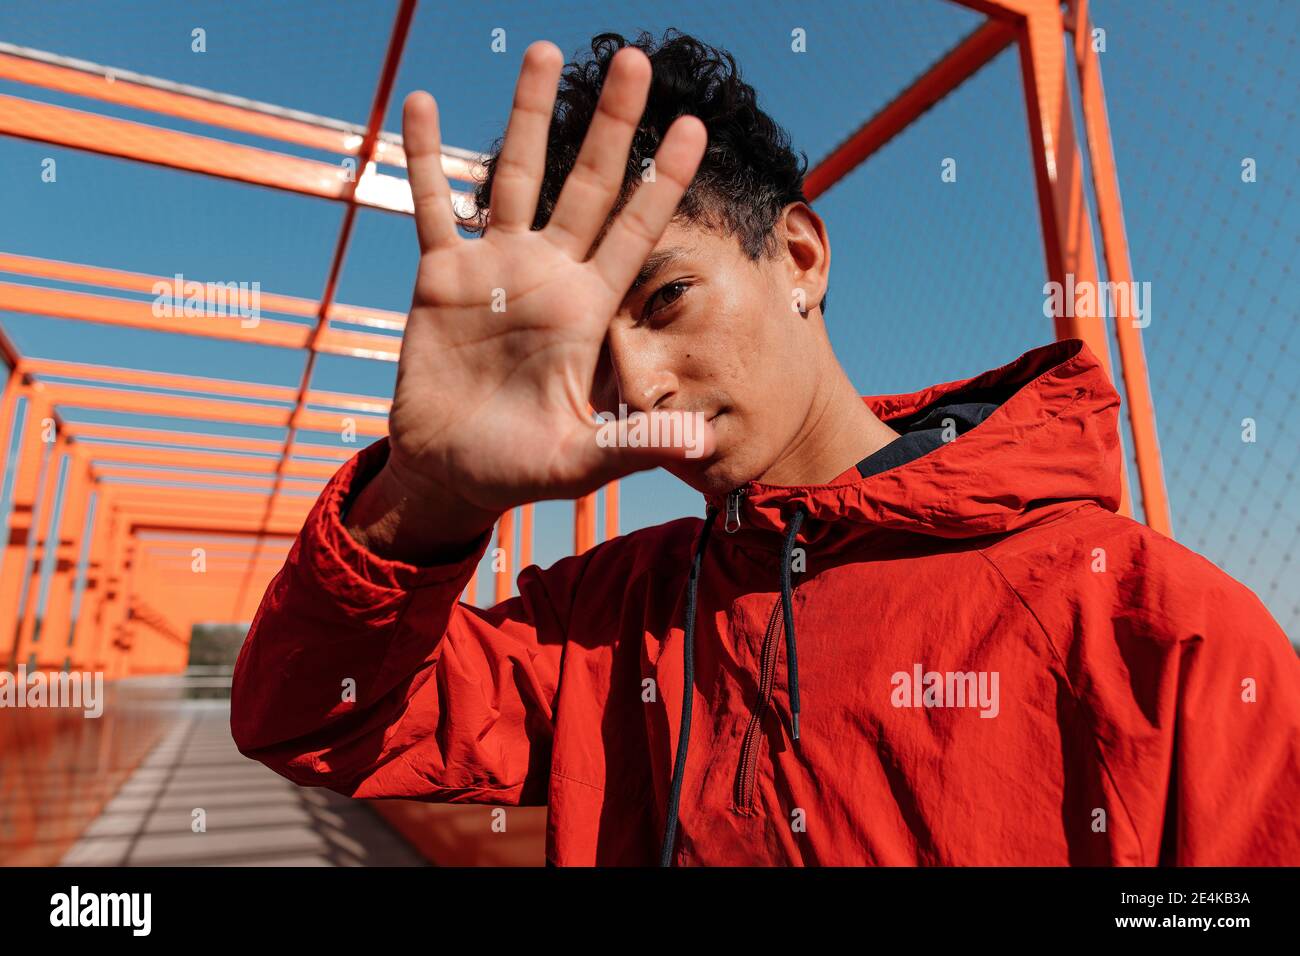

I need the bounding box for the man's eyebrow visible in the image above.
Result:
[628,246,691,296]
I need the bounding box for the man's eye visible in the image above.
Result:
[645,281,688,317]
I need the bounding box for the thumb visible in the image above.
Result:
[578,408,718,486]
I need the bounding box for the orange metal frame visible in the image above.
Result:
[0,0,1170,679]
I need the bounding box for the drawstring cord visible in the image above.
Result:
[659,506,717,867]
[659,502,808,866]
[780,506,807,741]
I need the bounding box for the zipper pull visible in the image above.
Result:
[724,488,745,533]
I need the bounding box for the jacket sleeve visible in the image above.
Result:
[230,437,577,806]
[1159,572,1300,865]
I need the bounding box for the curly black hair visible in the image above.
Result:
[463,28,826,313]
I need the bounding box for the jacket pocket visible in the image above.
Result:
[732,597,784,814]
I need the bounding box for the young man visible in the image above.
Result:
[231,30,1300,866]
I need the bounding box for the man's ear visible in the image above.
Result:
[781,202,829,315]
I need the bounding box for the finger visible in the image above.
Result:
[545,47,652,260]
[403,91,458,251]
[588,114,706,297]
[488,41,565,232]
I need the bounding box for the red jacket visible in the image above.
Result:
[231,339,1300,865]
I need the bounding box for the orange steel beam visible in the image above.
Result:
[0,251,410,335]
[13,431,70,666]
[494,510,514,604]
[304,389,392,415]
[951,0,1050,17]
[97,525,133,679]
[24,450,93,668]
[1066,0,1171,536]
[71,423,355,462]
[519,503,533,570]
[113,511,306,529]
[68,422,292,454]
[0,389,53,669]
[66,493,113,670]
[0,93,369,205]
[24,357,300,404]
[139,543,292,556]
[0,3,609,611]
[71,520,265,674]
[132,587,267,631]
[139,547,290,562]
[1010,0,1112,363]
[110,497,313,520]
[3,0,1156,655]
[109,501,312,527]
[141,557,290,572]
[235,0,417,617]
[0,416,338,671]
[60,488,303,674]
[803,0,1163,529]
[313,326,402,362]
[575,494,596,555]
[93,464,325,492]
[39,380,289,428]
[113,498,313,519]
[0,48,364,157]
[0,367,338,661]
[604,483,619,541]
[52,470,299,671]
[35,381,386,438]
[74,495,165,676]
[137,558,290,570]
[111,494,312,515]
[128,521,305,537]
[0,90,465,218]
[80,443,340,479]
[136,529,296,542]
[137,553,288,582]
[0,46,485,180]
[0,39,451,654]
[0,281,404,360]
[805,16,1018,199]
[103,566,135,668]
[138,538,292,554]
[1009,0,1130,518]
[0,279,310,349]
[141,570,286,583]
[0,368,23,491]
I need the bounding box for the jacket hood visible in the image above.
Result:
[662,338,1126,863]
[702,338,1124,542]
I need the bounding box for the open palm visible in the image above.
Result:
[386,42,713,516]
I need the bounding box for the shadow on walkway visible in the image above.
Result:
[59,674,426,866]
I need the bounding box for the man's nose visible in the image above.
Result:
[603,330,678,415]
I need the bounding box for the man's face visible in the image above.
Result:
[590,208,828,497]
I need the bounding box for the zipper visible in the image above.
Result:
[724,488,746,533]
[733,595,785,813]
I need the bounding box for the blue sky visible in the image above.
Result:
[0,0,1295,639]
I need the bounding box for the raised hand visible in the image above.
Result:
[348,41,713,560]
